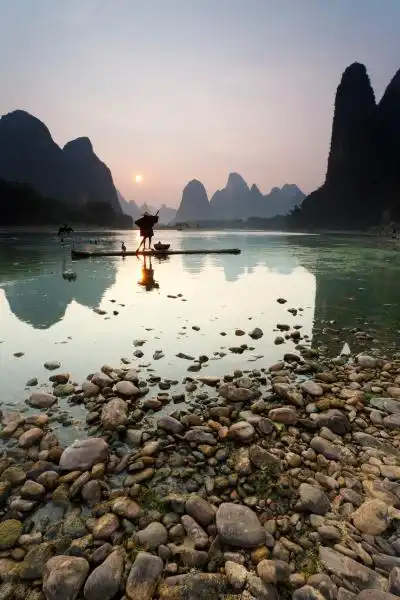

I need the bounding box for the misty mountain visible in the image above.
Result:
[117,191,177,225]
[294,63,400,228]
[175,180,213,222]
[0,110,130,226]
[175,173,304,222]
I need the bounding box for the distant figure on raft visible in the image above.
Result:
[58,224,73,236]
[121,241,126,253]
[135,211,159,252]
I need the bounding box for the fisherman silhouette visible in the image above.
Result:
[135,211,159,252]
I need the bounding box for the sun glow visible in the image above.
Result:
[135,174,143,183]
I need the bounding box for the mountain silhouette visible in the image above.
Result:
[295,63,400,228]
[0,110,130,226]
[175,180,213,222]
[175,173,304,223]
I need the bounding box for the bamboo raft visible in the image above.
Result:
[71,248,241,259]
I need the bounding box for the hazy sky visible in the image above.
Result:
[0,0,399,207]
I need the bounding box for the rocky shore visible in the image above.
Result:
[1,348,400,599]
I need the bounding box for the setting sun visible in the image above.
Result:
[135,174,143,184]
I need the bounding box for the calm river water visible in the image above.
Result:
[1,230,400,414]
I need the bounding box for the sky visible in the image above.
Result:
[0,0,399,207]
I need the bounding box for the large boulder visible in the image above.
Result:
[83,550,124,600]
[43,555,90,600]
[216,502,265,548]
[125,551,163,600]
[59,438,109,471]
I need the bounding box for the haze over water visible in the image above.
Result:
[1,231,399,421]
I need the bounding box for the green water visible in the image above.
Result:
[1,230,399,414]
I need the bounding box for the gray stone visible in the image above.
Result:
[356,593,398,600]
[184,428,216,445]
[81,480,102,505]
[60,438,109,471]
[44,360,61,370]
[352,500,389,535]
[185,495,215,527]
[357,355,378,368]
[18,427,43,448]
[369,397,400,415]
[389,566,400,596]
[268,407,298,424]
[229,421,255,443]
[257,559,291,584]
[317,409,351,435]
[125,551,163,600]
[83,549,124,600]
[82,381,100,397]
[301,381,324,396]
[218,383,255,403]
[311,436,350,461]
[297,483,331,515]
[319,546,387,591]
[136,522,167,549]
[383,414,400,430]
[28,391,57,408]
[225,560,248,589]
[249,327,263,340]
[181,515,208,549]
[115,380,139,397]
[293,586,327,600]
[216,502,265,548]
[93,514,119,540]
[101,398,128,430]
[249,445,280,471]
[91,372,113,388]
[247,574,278,599]
[19,542,55,579]
[353,432,400,457]
[112,497,140,520]
[43,555,89,600]
[157,415,184,434]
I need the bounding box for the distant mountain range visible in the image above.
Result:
[117,191,177,225]
[174,174,305,223]
[0,110,131,227]
[294,63,400,229]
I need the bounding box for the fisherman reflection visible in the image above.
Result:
[138,256,159,291]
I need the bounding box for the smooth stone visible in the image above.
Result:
[389,566,400,595]
[257,559,291,584]
[247,574,279,600]
[353,432,400,457]
[317,409,351,435]
[185,496,216,527]
[216,502,265,548]
[370,398,400,415]
[319,546,387,591]
[218,383,255,403]
[268,407,298,424]
[83,549,124,600]
[115,380,140,397]
[249,445,280,470]
[136,522,168,549]
[229,421,255,443]
[43,555,90,600]
[91,372,113,388]
[249,327,263,340]
[357,355,378,368]
[112,497,140,520]
[125,551,163,600]
[297,483,330,515]
[101,398,128,430]
[293,586,327,600]
[311,436,350,461]
[81,480,102,505]
[18,542,55,579]
[225,560,248,589]
[28,391,57,408]
[44,360,61,370]
[20,480,45,499]
[93,514,119,540]
[157,416,184,434]
[18,427,43,448]
[181,515,209,549]
[60,438,109,471]
[383,414,400,430]
[82,381,100,397]
[356,593,398,600]
[198,376,220,387]
[352,500,389,535]
[301,381,324,396]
